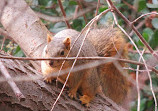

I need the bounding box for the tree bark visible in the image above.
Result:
[0,0,48,71]
[0,52,125,111]
[0,0,126,110]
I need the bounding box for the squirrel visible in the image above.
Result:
[41,27,130,106]
[41,29,100,106]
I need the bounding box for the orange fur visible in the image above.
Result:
[41,28,130,106]
[87,27,130,104]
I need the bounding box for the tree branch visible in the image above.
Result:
[0,60,25,101]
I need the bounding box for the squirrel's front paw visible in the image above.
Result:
[44,77,54,83]
[68,91,77,99]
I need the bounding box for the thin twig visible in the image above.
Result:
[122,0,136,11]
[73,5,79,19]
[0,60,25,101]
[94,0,100,27]
[1,55,158,94]
[76,0,87,24]
[118,21,158,111]
[120,23,158,110]
[129,0,139,22]
[36,6,96,23]
[1,58,158,93]
[129,49,158,54]
[0,54,158,74]
[129,20,145,36]
[123,67,152,72]
[132,25,156,56]
[95,0,100,17]
[132,12,158,24]
[107,0,158,60]
[57,0,71,28]
[136,49,145,111]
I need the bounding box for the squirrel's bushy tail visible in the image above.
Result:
[99,61,129,104]
[87,27,130,104]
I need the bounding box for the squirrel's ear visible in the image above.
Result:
[47,34,53,43]
[63,37,71,50]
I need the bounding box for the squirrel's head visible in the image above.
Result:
[43,34,71,68]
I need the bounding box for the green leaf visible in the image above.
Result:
[69,0,77,5]
[138,40,144,47]
[38,0,50,6]
[143,28,154,42]
[99,7,108,13]
[72,19,83,31]
[138,1,147,12]
[146,3,158,8]
[143,28,154,37]
[152,18,158,29]
[149,30,158,49]
[142,32,149,41]
[13,46,25,57]
[140,98,147,111]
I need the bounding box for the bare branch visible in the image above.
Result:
[76,0,87,24]
[0,54,157,74]
[95,0,100,17]
[132,12,158,24]
[122,0,136,11]
[136,49,145,111]
[57,0,71,28]
[107,0,158,60]
[129,20,145,36]
[123,67,152,72]
[0,60,25,101]
[36,6,96,23]
[129,49,158,54]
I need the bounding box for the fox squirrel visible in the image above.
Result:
[41,27,130,106]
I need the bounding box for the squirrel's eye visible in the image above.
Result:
[60,51,64,55]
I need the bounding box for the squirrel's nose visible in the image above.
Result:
[49,61,54,66]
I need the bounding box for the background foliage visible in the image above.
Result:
[0,0,158,110]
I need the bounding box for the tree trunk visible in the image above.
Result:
[0,0,48,71]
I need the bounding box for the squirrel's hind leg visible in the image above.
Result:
[68,81,82,99]
[79,69,99,106]
[79,95,93,107]
[68,73,83,99]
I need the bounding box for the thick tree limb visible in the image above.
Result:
[0,0,49,71]
[0,52,126,111]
